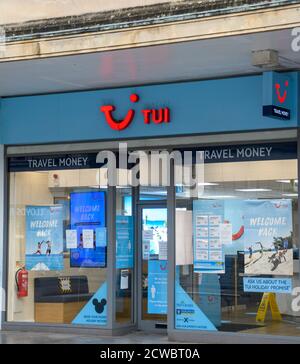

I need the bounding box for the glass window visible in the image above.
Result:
[175,151,300,337]
[115,187,134,324]
[8,169,108,326]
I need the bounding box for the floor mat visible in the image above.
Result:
[219,322,264,332]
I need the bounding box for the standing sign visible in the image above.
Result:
[256,292,282,323]
[116,216,134,269]
[25,205,64,271]
[193,200,225,274]
[244,200,293,276]
[147,260,168,314]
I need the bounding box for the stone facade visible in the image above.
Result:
[1,0,300,40]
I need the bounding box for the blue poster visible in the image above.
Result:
[96,227,107,247]
[243,277,292,294]
[25,205,64,271]
[72,282,107,326]
[197,274,221,327]
[148,260,168,314]
[70,191,106,268]
[116,216,134,269]
[244,199,293,276]
[193,200,225,273]
[175,281,217,331]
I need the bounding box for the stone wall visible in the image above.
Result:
[1,0,299,41]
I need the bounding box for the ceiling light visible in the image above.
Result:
[198,182,219,186]
[282,193,298,197]
[235,188,272,192]
[89,185,107,189]
[201,195,236,199]
[276,180,291,184]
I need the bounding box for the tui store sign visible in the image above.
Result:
[8,142,297,172]
[262,71,293,120]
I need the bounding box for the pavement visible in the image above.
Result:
[0,330,172,344]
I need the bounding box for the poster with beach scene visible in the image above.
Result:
[244,200,293,276]
[25,205,64,271]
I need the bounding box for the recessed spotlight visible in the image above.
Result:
[198,182,219,186]
[235,188,272,192]
[201,195,236,199]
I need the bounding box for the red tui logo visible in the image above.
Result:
[100,94,170,131]
[100,94,139,131]
[275,80,289,104]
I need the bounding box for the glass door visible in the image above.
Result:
[138,205,168,331]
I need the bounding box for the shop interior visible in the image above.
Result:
[6,152,300,337]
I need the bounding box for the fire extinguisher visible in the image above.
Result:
[15,267,28,298]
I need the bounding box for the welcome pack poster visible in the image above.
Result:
[70,191,106,268]
[191,199,293,276]
[244,199,293,276]
[25,205,64,271]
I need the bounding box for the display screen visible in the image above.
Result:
[70,191,106,268]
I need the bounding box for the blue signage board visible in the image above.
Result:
[243,277,292,294]
[1,73,298,146]
[116,215,134,269]
[25,205,64,271]
[8,142,297,171]
[70,191,106,268]
[147,260,168,314]
[263,71,294,120]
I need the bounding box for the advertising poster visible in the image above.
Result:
[175,279,217,331]
[143,208,167,259]
[223,200,245,255]
[82,229,94,248]
[25,205,64,271]
[72,282,107,326]
[116,216,134,269]
[66,229,77,249]
[243,277,292,294]
[193,200,225,274]
[96,227,107,247]
[147,260,168,314]
[70,191,106,268]
[244,200,293,276]
[198,274,221,327]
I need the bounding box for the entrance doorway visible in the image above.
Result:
[137,204,168,331]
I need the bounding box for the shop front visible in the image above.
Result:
[1,71,300,343]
